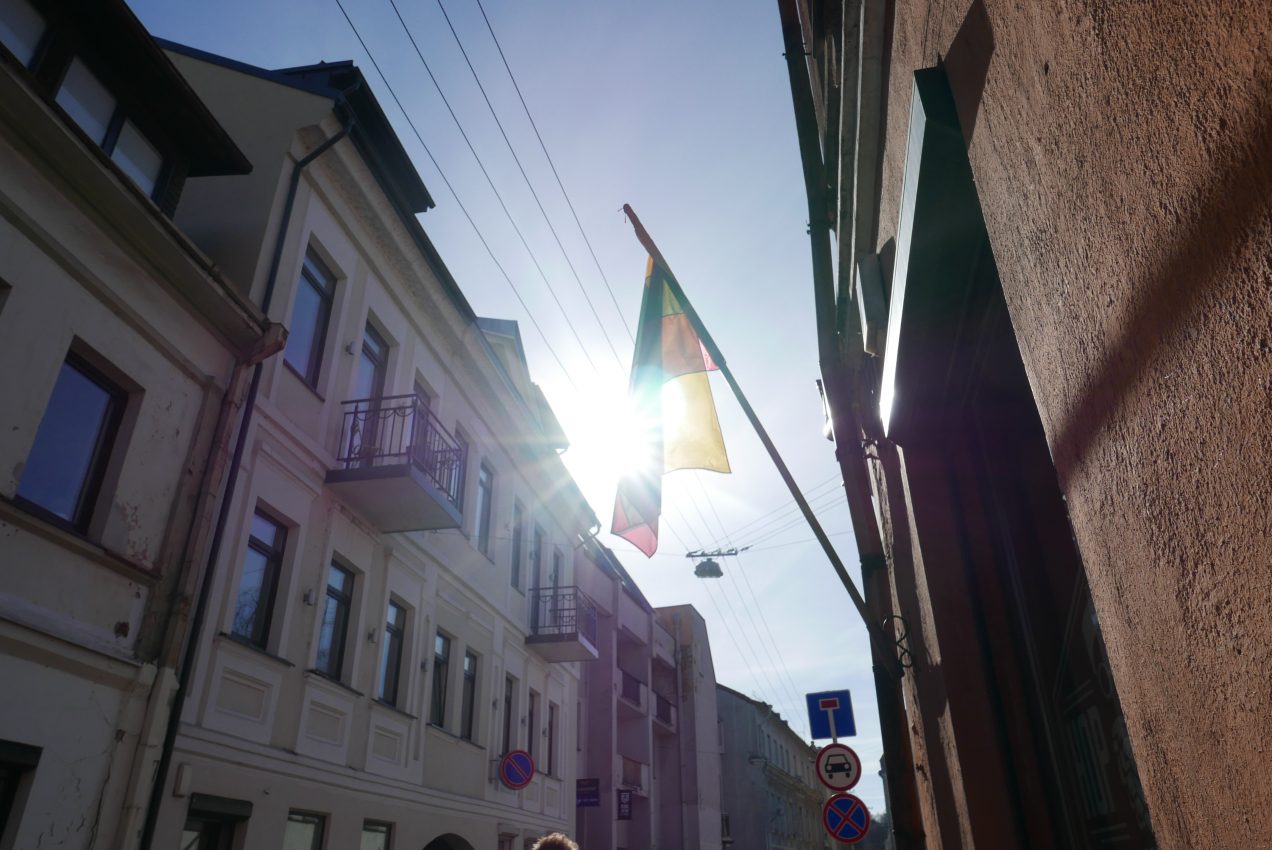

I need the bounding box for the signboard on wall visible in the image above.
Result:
[616,788,633,820]
[576,778,600,807]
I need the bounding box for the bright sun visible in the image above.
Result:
[552,374,661,514]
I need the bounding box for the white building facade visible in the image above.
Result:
[0,2,269,848]
[146,47,591,850]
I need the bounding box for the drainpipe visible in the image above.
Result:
[137,101,356,850]
[774,1,925,848]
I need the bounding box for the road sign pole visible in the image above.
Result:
[828,710,838,743]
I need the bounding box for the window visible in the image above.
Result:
[452,432,468,510]
[361,821,392,850]
[377,601,406,706]
[111,120,162,196]
[550,549,563,590]
[0,740,40,839]
[501,675,515,754]
[315,564,353,678]
[0,0,44,66]
[475,462,494,554]
[430,632,450,726]
[54,58,166,198]
[527,690,538,759]
[510,502,525,590]
[283,251,336,387]
[55,58,114,144]
[354,323,389,400]
[180,794,251,850]
[460,651,478,741]
[547,703,557,775]
[283,811,325,850]
[16,353,125,531]
[231,510,286,647]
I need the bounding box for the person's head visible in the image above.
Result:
[530,833,578,850]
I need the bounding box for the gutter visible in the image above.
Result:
[136,102,357,850]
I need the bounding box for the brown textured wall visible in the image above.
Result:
[872,0,1272,845]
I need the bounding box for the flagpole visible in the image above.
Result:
[621,204,901,679]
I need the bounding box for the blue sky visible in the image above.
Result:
[129,0,886,814]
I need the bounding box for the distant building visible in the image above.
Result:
[781,0,1272,847]
[0,1,266,847]
[573,545,723,850]
[716,685,823,850]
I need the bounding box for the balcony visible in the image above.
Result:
[324,394,464,532]
[526,586,599,662]
[653,693,677,733]
[619,669,648,714]
[619,756,650,796]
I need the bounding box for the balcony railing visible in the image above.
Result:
[619,669,648,712]
[654,693,676,727]
[334,394,464,504]
[621,756,646,789]
[525,586,599,662]
[324,394,465,532]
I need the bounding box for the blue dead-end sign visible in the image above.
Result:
[499,750,535,790]
[823,793,871,844]
[806,689,856,740]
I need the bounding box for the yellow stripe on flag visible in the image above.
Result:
[663,371,730,474]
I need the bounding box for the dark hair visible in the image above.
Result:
[530,834,579,850]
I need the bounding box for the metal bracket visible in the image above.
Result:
[882,614,915,670]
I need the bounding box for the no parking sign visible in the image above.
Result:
[498,750,535,789]
[822,793,871,844]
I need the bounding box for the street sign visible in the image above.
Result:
[815,742,862,791]
[616,788,633,820]
[498,750,535,790]
[806,690,856,740]
[822,793,871,844]
[576,778,600,807]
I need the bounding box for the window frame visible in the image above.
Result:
[527,690,538,760]
[314,562,354,679]
[377,600,407,707]
[0,0,46,68]
[283,810,326,850]
[546,702,557,776]
[510,502,525,591]
[475,461,494,555]
[361,820,392,850]
[230,509,287,648]
[15,351,127,534]
[282,250,337,389]
[501,674,515,755]
[430,631,451,727]
[459,649,478,741]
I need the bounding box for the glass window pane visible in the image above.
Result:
[17,358,119,525]
[232,546,270,641]
[360,823,391,850]
[249,512,283,549]
[55,58,115,145]
[283,813,324,850]
[0,0,45,66]
[110,120,162,196]
[283,275,325,381]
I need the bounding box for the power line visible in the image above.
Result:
[472,0,634,341]
[383,0,601,377]
[331,0,579,392]
[434,0,626,370]
[705,473,843,548]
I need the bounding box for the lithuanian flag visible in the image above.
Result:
[612,256,730,556]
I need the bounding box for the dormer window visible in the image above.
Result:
[54,57,166,199]
[0,0,45,67]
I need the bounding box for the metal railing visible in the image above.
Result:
[334,394,464,506]
[655,693,675,725]
[620,669,646,705]
[528,586,598,645]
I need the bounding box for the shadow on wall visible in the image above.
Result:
[1050,88,1272,480]
[942,0,995,147]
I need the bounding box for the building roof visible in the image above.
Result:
[54,0,249,176]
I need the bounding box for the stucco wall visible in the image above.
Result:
[872,1,1271,845]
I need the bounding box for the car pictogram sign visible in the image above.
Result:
[816,742,862,791]
[823,793,871,844]
[499,750,535,789]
